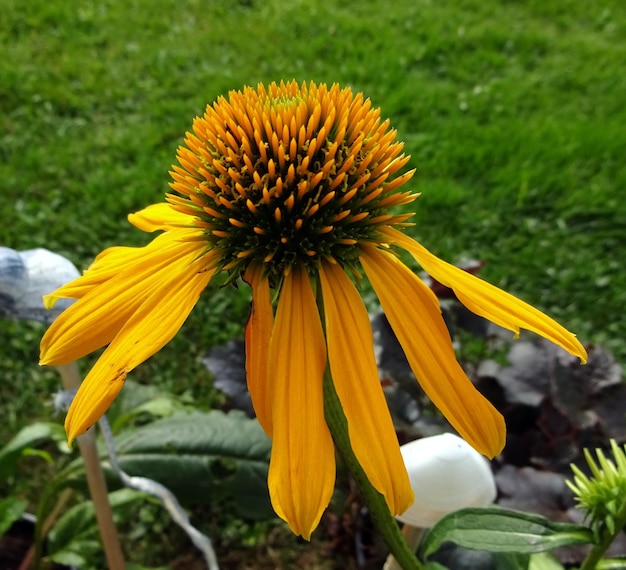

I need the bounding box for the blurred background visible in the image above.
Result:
[1,0,625,567]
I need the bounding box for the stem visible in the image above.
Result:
[20,490,72,570]
[579,500,626,570]
[383,526,425,570]
[57,363,126,570]
[323,367,422,570]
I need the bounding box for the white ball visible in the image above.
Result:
[396,433,496,527]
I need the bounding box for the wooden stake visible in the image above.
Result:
[57,362,125,570]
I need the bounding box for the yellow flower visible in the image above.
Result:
[40,80,587,539]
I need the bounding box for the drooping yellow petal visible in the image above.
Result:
[40,234,207,365]
[128,202,191,232]
[320,262,414,515]
[243,264,274,436]
[267,266,335,539]
[42,246,139,308]
[384,227,588,363]
[360,246,506,458]
[42,229,199,308]
[65,252,215,442]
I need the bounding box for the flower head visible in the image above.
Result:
[167,81,414,283]
[40,80,586,539]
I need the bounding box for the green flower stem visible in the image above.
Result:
[323,367,422,570]
[384,526,425,570]
[580,498,626,570]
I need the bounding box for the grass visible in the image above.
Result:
[1,0,625,566]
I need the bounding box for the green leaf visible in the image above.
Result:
[492,551,531,570]
[424,562,450,570]
[0,497,28,538]
[422,508,594,558]
[111,410,273,519]
[528,552,565,570]
[107,380,188,432]
[597,558,626,570]
[47,488,144,565]
[424,546,529,569]
[0,422,68,480]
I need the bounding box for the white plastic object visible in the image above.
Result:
[0,247,79,324]
[396,432,496,527]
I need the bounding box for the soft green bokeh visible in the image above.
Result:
[1,0,625,565]
[1,0,624,511]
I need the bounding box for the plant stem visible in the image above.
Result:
[579,499,626,570]
[323,367,422,570]
[383,526,425,570]
[19,490,72,570]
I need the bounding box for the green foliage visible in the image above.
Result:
[1,0,625,431]
[47,488,146,568]
[0,422,68,480]
[112,410,273,520]
[1,0,625,565]
[424,552,531,570]
[568,441,626,537]
[0,421,71,535]
[105,379,193,432]
[528,553,565,570]
[0,497,28,539]
[421,507,594,559]
[0,383,275,568]
[0,0,624,445]
[565,441,626,570]
[597,559,626,570]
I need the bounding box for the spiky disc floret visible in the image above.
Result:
[167,80,416,283]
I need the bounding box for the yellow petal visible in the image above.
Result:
[43,229,199,308]
[42,246,140,308]
[65,252,215,442]
[384,227,588,363]
[360,247,506,458]
[267,266,335,539]
[128,202,191,232]
[40,234,207,365]
[243,264,274,436]
[320,262,414,515]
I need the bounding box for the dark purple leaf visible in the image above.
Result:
[588,382,626,441]
[495,341,552,407]
[202,340,254,416]
[495,465,574,521]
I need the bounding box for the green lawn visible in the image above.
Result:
[1,0,625,565]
